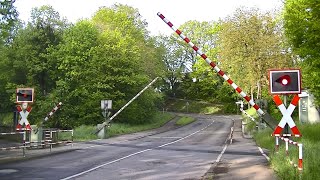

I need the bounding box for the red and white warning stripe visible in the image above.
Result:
[44,102,62,121]
[273,95,301,137]
[0,132,25,135]
[157,13,264,116]
[0,145,27,151]
[278,137,303,171]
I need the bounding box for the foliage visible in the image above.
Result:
[0,4,165,128]
[164,98,236,114]
[0,0,18,43]
[283,0,320,107]
[218,7,295,102]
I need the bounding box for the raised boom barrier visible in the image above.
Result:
[96,77,159,134]
[157,12,277,129]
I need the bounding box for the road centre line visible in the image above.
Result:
[61,120,215,180]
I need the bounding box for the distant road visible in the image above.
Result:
[0,114,235,180]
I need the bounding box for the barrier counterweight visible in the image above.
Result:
[157,13,264,116]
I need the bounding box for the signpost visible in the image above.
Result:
[16,88,34,130]
[268,69,302,137]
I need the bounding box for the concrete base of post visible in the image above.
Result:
[97,124,106,139]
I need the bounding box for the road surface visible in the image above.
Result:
[0,114,274,180]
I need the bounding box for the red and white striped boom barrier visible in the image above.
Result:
[157,13,277,128]
[96,77,159,133]
[44,102,62,121]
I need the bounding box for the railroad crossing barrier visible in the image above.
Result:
[0,131,27,156]
[276,136,303,171]
[0,129,73,156]
[157,12,278,129]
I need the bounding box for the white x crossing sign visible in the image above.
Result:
[273,95,301,137]
[16,103,32,130]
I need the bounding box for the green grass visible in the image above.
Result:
[69,112,176,141]
[72,125,97,141]
[175,116,195,126]
[107,112,175,137]
[164,98,230,114]
[253,120,320,180]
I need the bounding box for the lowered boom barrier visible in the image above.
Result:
[96,77,159,134]
[157,13,277,129]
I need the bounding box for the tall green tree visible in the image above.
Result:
[0,0,18,43]
[0,0,19,112]
[283,0,320,106]
[49,5,164,127]
[218,8,294,102]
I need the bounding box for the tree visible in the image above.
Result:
[218,8,294,102]
[48,5,165,127]
[283,0,320,106]
[0,0,18,43]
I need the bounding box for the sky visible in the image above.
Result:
[15,0,284,36]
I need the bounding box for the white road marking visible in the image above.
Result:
[258,147,270,161]
[61,120,215,180]
[148,136,181,139]
[216,144,228,163]
[216,122,234,163]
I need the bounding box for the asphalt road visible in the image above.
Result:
[0,114,238,180]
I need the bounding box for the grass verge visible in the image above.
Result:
[107,112,175,137]
[164,98,234,114]
[250,109,320,180]
[175,116,195,126]
[70,112,175,141]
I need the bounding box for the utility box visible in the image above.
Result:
[299,90,320,124]
[97,124,106,139]
[30,125,43,146]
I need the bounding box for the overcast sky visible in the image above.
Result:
[15,0,284,36]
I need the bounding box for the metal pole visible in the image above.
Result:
[284,95,289,136]
[50,130,52,152]
[96,77,159,134]
[22,131,26,157]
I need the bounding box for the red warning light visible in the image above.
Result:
[276,75,291,86]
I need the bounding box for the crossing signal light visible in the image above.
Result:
[269,69,301,94]
[16,88,34,103]
[276,75,291,86]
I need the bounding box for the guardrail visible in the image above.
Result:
[0,129,73,157]
[276,136,303,171]
[0,131,27,156]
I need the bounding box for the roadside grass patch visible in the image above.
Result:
[72,125,97,141]
[107,112,175,137]
[253,120,320,180]
[175,116,195,126]
[164,99,227,114]
[71,112,175,141]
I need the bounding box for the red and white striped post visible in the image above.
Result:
[298,143,303,171]
[278,136,303,171]
[157,12,264,116]
[285,138,289,156]
[275,136,279,152]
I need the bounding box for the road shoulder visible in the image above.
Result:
[202,118,276,180]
